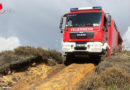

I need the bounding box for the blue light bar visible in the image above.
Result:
[93,6,102,9]
[70,8,78,11]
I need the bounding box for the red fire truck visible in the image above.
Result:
[59,6,122,60]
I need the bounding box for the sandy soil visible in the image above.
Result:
[0,63,95,90]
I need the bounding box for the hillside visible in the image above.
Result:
[79,51,130,90]
[0,46,130,90]
[0,46,63,75]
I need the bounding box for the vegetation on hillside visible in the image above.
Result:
[79,51,130,90]
[0,46,130,90]
[0,46,64,75]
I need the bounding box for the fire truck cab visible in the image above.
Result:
[59,6,122,59]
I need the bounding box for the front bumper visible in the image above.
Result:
[62,42,109,53]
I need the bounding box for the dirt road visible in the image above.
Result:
[32,64,95,90]
[10,63,95,90]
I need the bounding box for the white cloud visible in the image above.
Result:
[0,36,21,52]
[123,26,130,50]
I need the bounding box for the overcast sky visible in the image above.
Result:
[0,0,130,51]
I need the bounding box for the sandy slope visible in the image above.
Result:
[10,63,94,90]
[10,64,52,90]
[32,64,95,90]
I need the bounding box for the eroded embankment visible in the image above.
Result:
[0,46,95,90]
[9,64,64,90]
[11,64,95,90]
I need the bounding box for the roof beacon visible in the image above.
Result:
[93,6,102,9]
[70,8,78,11]
[70,6,102,11]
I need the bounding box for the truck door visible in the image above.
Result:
[103,16,109,43]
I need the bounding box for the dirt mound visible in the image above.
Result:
[0,64,51,89]
[0,46,96,90]
[10,64,95,90]
[9,64,64,90]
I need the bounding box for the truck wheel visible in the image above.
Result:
[64,53,74,65]
[89,55,101,65]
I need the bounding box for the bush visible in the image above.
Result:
[96,53,130,73]
[14,46,63,63]
[0,46,64,75]
[79,51,130,90]
[79,67,130,90]
[100,67,130,89]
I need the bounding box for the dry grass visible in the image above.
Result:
[0,46,64,75]
[79,51,130,90]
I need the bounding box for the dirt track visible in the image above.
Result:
[10,63,95,90]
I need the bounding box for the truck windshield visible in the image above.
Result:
[67,12,102,27]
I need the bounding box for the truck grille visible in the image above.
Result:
[70,31,94,39]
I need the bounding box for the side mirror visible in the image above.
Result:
[59,17,63,33]
[107,15,111,26]
[59,14,67,33]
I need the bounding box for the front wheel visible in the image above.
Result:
[64,53,75,65]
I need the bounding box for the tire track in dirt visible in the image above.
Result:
[30,64,95,90]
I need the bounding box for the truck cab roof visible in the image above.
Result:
[69,6,103,13]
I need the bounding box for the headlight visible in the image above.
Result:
[63,44,71,47]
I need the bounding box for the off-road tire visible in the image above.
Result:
[64,53,75,65]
